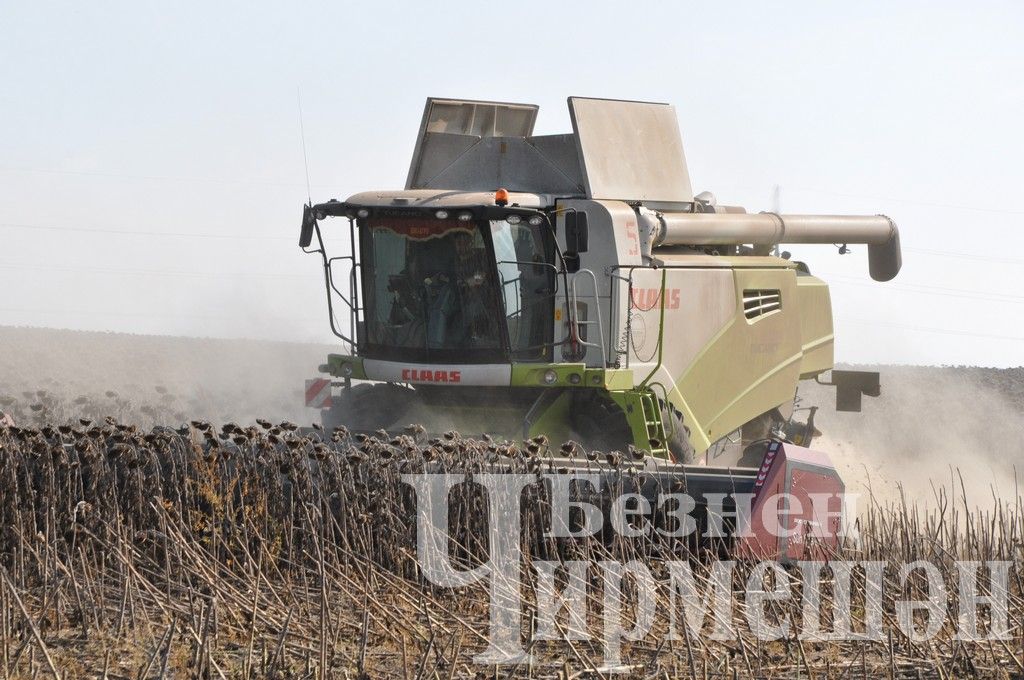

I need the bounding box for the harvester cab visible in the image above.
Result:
[298,97,900,555]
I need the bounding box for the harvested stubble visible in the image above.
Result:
[0,419,1021,679]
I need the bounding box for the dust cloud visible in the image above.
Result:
[0,326,333,428]
[801,366,1022,507]
[2,326,1020,508]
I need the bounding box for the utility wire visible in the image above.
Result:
[0,307,255,321]
[0,165,338,190]
[4,164,1019,214]
[903,246,1024,266]
[0,261,308,280]
[5,309,1019,342]
[838,318,1024,342]
[822,273,1024,304]
[787,186,1024,216]
[0,221,293,240]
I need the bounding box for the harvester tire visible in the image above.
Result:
[662,402,696,464]
[321,383,418,433]
[569,392,632,454]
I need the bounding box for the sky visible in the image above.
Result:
[1,1,1022,366]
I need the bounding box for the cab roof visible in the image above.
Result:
[344,189,553,210]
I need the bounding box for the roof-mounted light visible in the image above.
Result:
[434,210,449,219]
[494,188,510,206]
[528,215,544,226]
[356,208,370,219]
[457,211,473,222]
[506,214,522,225]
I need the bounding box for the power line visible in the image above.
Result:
[822,273,1024,304]
[903,246,1024,266]
[6,309,1018,342]
[0,261,309,280]
[0,307,254,321]
[788,186,1024,216]
[0,221,293,241]
[5,164,1019,216]
[4,310,1019,345]
[0,165,339,190]
[838,318,1024,342]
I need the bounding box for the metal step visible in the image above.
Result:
[624,390,670,459]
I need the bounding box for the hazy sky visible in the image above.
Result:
[2,1,1022,366]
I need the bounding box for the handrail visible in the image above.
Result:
[309,221,357,349]
[494,260,565,357]
[647,380,673,437]
[326,255,356,311]
[608,261,798,371]
[639,269,668,388]
[324,253,360,353]
[568,268,608,367]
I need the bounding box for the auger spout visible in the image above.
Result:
[652,212,902,281]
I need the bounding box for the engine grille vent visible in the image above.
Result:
[743,289,782,320]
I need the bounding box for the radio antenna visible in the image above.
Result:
[297,87,312,206]
[771,184,781,257]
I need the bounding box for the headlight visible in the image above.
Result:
[542,369,558,385]
[568,373,581,385]
[341,363,354,377]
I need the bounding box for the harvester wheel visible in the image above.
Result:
[661,402,696,464]
[321,383,418,434]
[569,392,632,454]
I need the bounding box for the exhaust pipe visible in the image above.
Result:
[651,212,901,281]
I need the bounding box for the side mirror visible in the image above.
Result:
[299,205,316,248]
[825,370,881,412]
[564,211,589,253]
[563,252,581,274]
[563,211,588,273]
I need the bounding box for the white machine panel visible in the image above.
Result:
[569,97,693,204]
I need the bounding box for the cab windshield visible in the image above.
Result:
[358,216,553,363]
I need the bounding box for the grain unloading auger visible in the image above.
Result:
[298,97,900,559]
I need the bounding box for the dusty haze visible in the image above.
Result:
[802,367,1022,507]
[0,326,332,427]
[1,325,1020,507]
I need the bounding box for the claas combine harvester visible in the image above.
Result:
[298,97,901,558]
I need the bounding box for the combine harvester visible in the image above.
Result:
[298,97,900,558]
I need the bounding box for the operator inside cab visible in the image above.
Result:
[360,212,556,363]
[368,218,502,354]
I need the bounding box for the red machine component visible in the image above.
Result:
[737,441,846,561]
[304,378,333,409]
